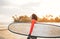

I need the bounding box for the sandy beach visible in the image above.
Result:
[0,29,28,39]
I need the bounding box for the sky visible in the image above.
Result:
[0,0,60,23]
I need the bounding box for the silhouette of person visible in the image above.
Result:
[27,13,37,39]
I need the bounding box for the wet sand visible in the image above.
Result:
[0,29,28,39]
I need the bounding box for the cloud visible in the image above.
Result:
[20,2,40,8]
[0,0,9,6]
[0,0,40,16]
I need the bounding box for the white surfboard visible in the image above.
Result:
[8,23,60,38]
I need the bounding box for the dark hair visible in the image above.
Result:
[32,14,37,20]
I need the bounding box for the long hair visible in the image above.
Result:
[32,14,37,20]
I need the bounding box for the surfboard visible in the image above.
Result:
[8,23,60,38]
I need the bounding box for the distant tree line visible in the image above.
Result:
[38,17,60,22]
[12,15,60,23]
[12,15,31,22]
